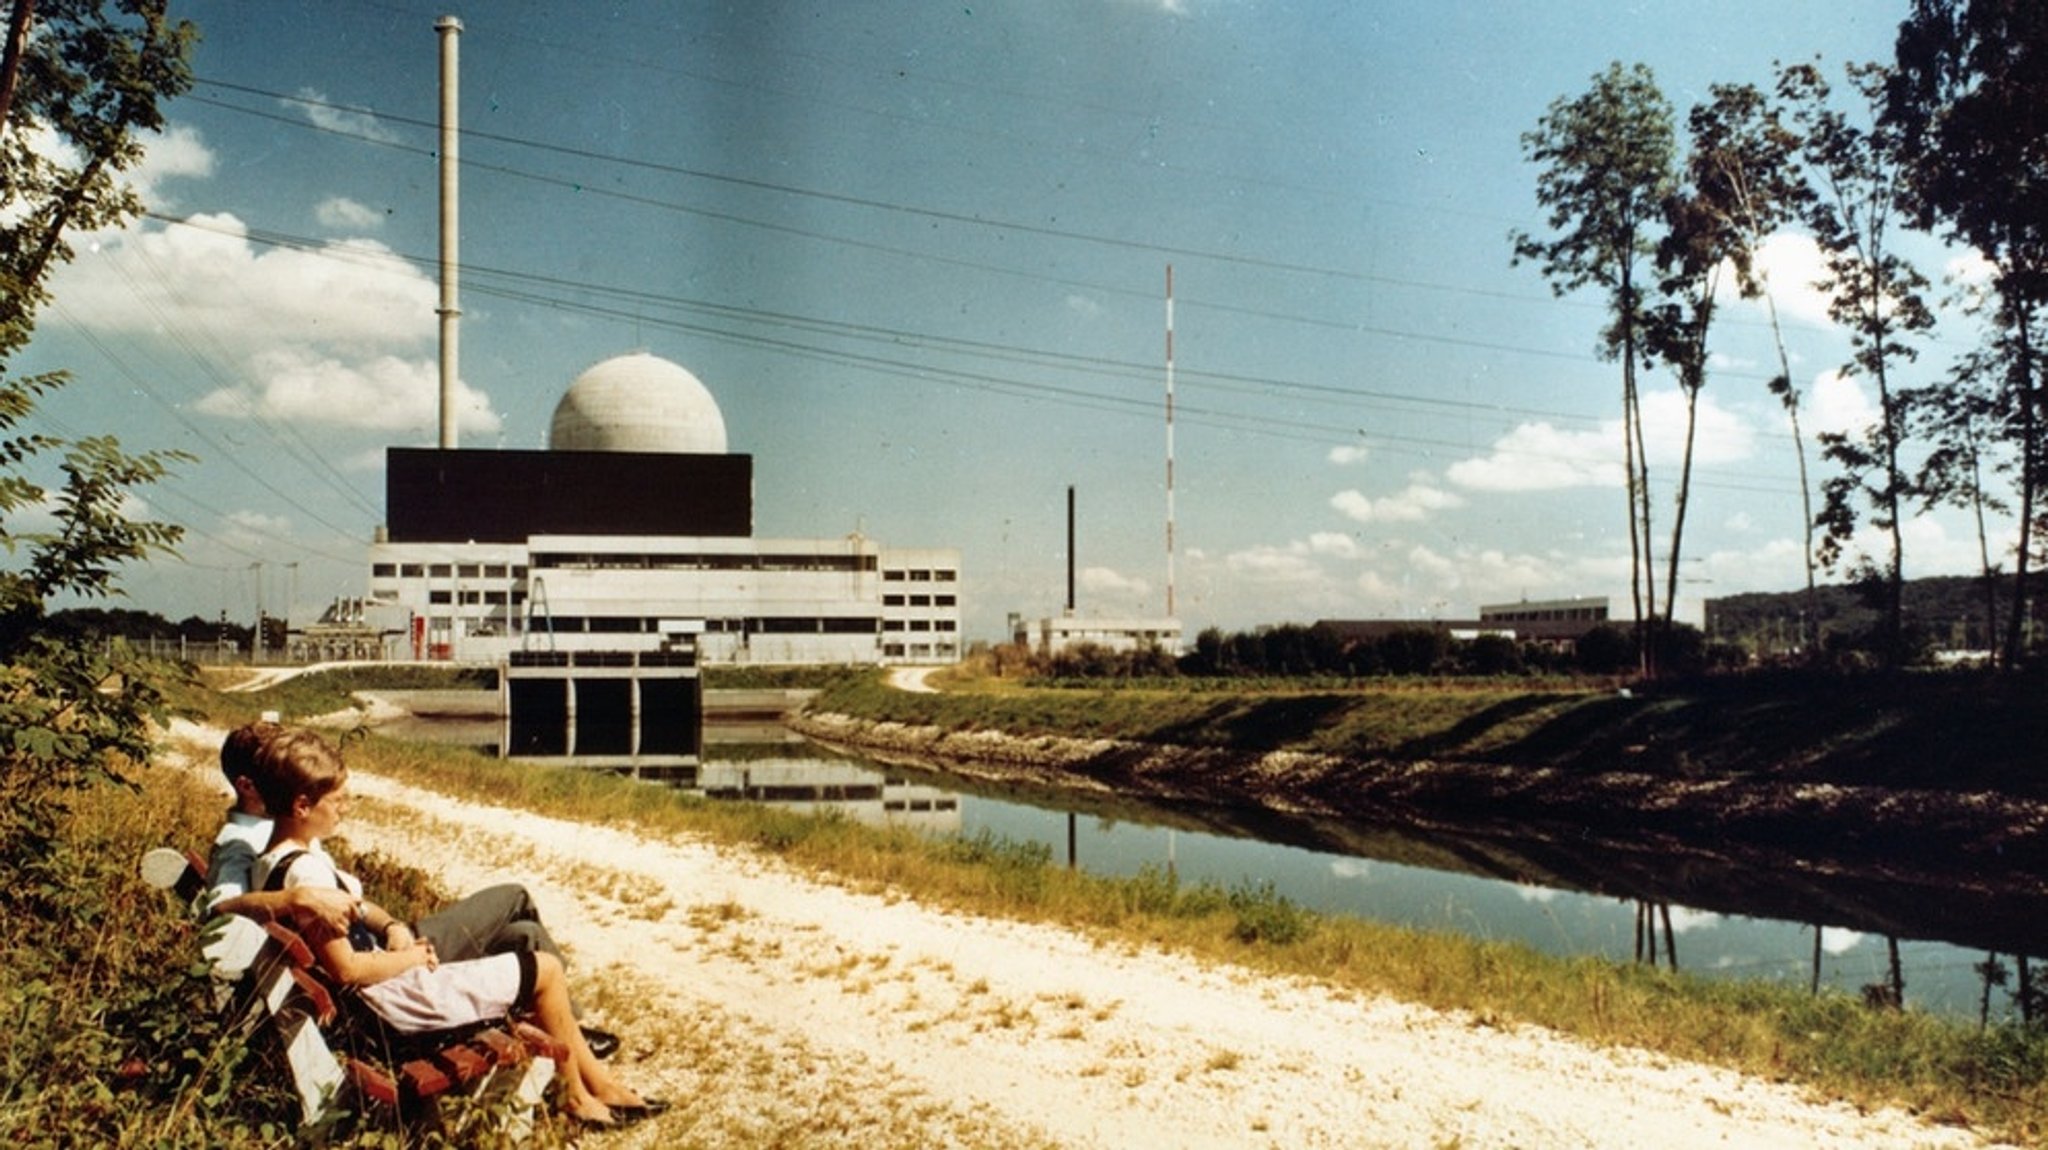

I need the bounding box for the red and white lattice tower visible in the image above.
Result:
[1165,264,1177,618]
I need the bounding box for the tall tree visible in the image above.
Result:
[1909,316,2013,658]
[1889,0,2048,667]
[0,0,194,859]
[1781,61,1934,666]
[1642,83,1808,647]
[1680,83,1819,654]
[1513,62,1676,674]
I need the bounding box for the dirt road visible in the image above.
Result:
[161,720,2009,1149]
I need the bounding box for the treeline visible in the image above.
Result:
[1004,621,1737,682]
[1516,7,2048,672]
[40,607,254,647]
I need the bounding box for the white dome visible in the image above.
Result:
[548,352,727,454]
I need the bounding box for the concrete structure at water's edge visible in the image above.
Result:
[366,352,962,665]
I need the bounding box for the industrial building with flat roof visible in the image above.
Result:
[364,351,961,665]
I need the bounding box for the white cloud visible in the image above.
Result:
[1330,476,1464,523]
[296,87,399,143]
[197,347,500,436]
[1807,369,1875,437]
[124,123,215,208]
[1447,420,1621,492]
[1641,389,1756,467]
[1820,927,1865,956]
[51,212,433,353]
[1224,543,1326,586]
[1662,905,1722,935]
[43,211,497,436]
[1448,391,1755,494]
[1065,293,1102,319]
[1306,531,1361,559]
[315,196,384,231]
[1327,443,1369,466]
[1743,232,1835,327]
[1078,565,1150,598]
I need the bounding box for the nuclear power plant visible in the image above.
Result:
[365,350,962,666]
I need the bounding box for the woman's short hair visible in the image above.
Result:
[250,728,346,819]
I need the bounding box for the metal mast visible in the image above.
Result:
[1164,264,1176,617]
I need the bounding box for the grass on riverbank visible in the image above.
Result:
[819,665,2048,794]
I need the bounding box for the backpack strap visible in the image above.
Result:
[262,849,309,893]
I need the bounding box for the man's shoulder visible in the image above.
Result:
[213,810,272,850]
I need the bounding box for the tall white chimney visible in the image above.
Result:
[435,15,462,449]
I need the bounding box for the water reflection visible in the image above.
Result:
[380,707,2041,1022]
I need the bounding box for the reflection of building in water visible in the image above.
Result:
[365,352,962,666]
[671,759,961,833]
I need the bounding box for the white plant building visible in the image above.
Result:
[365,352,961,666]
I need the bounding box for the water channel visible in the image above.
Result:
[380,707,2036,1024]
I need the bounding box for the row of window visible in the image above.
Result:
[531,552,878,574]
[883,643,959,658]
[426,590,527,606]
[881,569,957,583]
[523,616,888,635]
[883,619,956,632]
[374,561,960,582]
[882,594,957,607]
[373,563,527,580]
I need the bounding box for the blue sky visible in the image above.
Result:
[26,1,1976,642]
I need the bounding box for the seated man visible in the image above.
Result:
[199,721,615,1057]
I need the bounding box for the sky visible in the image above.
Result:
[21,0,1989,643]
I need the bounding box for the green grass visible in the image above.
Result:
[814,665,2048,795]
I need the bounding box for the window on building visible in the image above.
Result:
[372,563,397,578]
[400,564,424,578]
[935,594,956,606]
[428,590,451,605]
[884,594,905,606]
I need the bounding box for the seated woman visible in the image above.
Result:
[248,728,660,1129]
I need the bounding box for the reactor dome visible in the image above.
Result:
[548,352,728,454]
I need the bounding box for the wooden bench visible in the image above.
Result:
[141,847,564,1134]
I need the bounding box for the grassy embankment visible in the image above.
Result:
[810,665,2048,794]
[10,666,2047,1147]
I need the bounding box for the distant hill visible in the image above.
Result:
[1704,572,2047,654]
